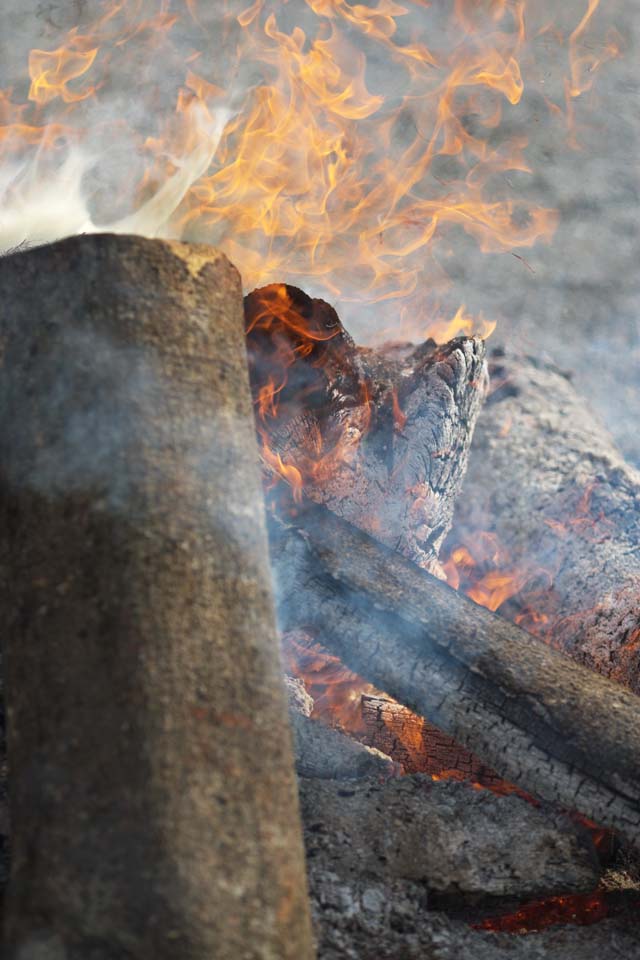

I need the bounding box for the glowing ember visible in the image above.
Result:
[474,891,611,933]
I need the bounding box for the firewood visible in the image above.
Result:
[291,712,396,780]
[361,694,504,786]
[301,775,600,903]
[284,673,396,779]
[269,504,640,850]
[245,284,488,578]
[451,349,640,692]
[0,235,314,960]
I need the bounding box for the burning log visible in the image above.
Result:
[291,712,395,781]
[245,284,488,578]
[301,775,601,903]
[0,235,314,959]
[270,504,640,851]
[450,349,640,692]
[285,676,395,780]
[361,694,504,786]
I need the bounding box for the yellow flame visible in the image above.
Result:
[0,0,623,338]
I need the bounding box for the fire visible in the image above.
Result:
[475,891,610,933]
[0,1,620,341]
[28,33,99,106]
[442,532,553,614]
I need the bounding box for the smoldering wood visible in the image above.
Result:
[291,712,395,780]
[0,235,314,960]
[452,349,640,692]
[285,674,395,779]
[313,905,640,960]
[301,775,601,902]
[245,284,488,578]
[361,694,504,785]
[269,504,640,851]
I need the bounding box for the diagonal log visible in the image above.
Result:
[269,503,640,851]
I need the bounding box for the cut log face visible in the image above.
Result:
[449,349,640,693]
[245,283,488,577]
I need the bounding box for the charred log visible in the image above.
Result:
[285,674,396,779]
[291,712,395,780]
[451,349,640,692]
[361,694,504,786]
[301,775,600,903]
[245,284,488,578]
[270,504,640,851]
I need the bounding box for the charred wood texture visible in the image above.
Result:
[0,235,314,960]
[361,695,503,786]
[452,350,640,692]
[270,504,640,851]
[291,711,395,781]
[285,675,395,779]
[245,284,488,577]
[301,775,600,904]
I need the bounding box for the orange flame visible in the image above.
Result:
[0,0,620,333]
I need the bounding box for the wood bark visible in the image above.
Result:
[245,284,488,578]
[450,349,640,692]
[0,235,315,960]
[269,504,640,851]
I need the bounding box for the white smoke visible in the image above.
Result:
[0,105,231,255]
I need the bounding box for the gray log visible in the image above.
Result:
[301,775,600,901]
[452,349,640,692]
[291,712,395,780]
[0,235,315,960]
[270,504,640,851]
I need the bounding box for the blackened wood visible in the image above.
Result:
[269,504,640,850]
[0,235,314,960]
[291,712,395,780]
[361,695,504,786]
[245,284,488,578]
[452,350,640,692]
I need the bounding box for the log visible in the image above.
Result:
[269,504,640,850]
[245,284,488,578]
[285,674,396,779]
[291,712,395,781]
[361,694,504,786]
[301,775,601,902]
[449,349,640,692]
[0,235,314,960]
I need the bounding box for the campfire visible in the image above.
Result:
[0,2,638,959]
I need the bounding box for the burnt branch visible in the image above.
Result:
[270,504,640,851]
